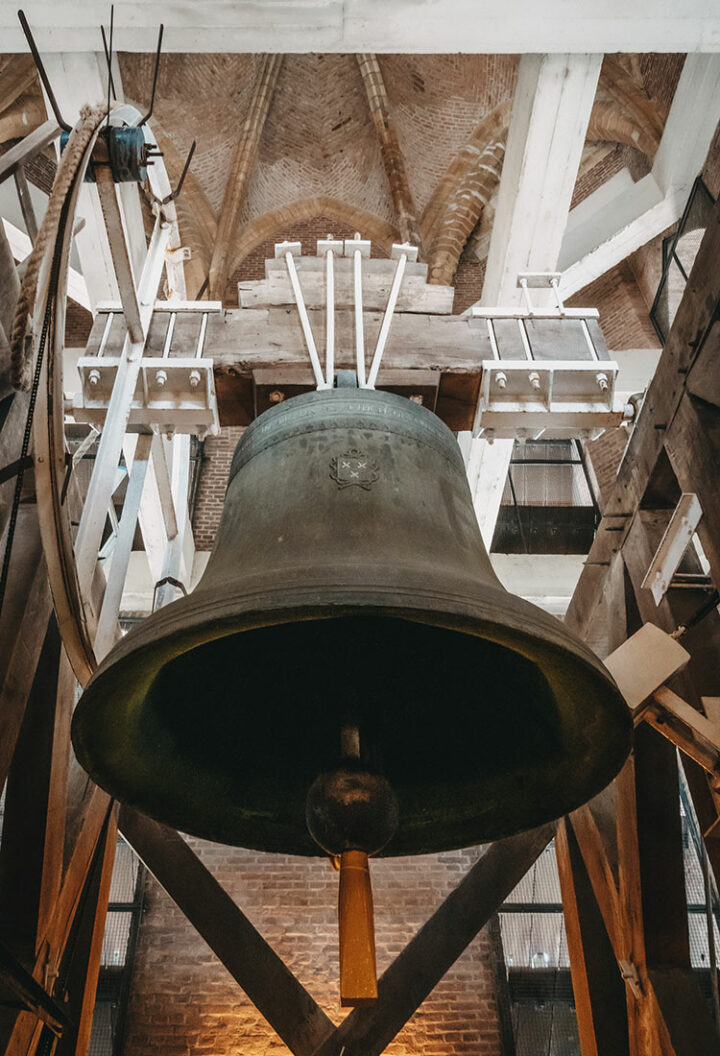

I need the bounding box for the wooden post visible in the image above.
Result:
[555,819,630,1056]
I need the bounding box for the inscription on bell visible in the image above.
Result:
[329,449,379,490]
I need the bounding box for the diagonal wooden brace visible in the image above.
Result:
[118,807,336,1056]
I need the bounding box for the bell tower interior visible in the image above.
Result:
[1,4,720,1055]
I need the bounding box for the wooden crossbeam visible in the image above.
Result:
[118,808,337,1056]
[56,809,117,1056]
[555,818,630,1056]
[0,621,69,962]
[565,191,720,639]
[311,825,554,1056]
[0,940,71,1037]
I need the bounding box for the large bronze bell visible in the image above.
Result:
[72,386,631,1002]
[74,386,630,849]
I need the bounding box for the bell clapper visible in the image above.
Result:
[338,848,377,1006]
[306,722,399,1006]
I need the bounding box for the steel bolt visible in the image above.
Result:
[88,369,101,387]
[189,370,201,390]
[269,389,285,403]
[528,371,541,391]
[596,372,609,392]
[496,371,508,390]
[155,369,168,388]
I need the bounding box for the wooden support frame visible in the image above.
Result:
[562,190,720,1055]
[120,806,553,1056]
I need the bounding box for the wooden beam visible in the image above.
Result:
[482,52,602,308]
[0,940,71,1037]
[311,825,554,1056]
[2,4,720,54]
[560,55,720,298]
[0,518,52,793]
[118,807,337,1056]
[55,809,117,1056]
[555,818,630,1056]
[0,120,60,185]
[565,190,720,634]
[0,621,71,963]
[208,55,283,300]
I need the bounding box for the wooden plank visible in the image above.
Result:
[119,808,336,1056]
[0,621,70,962]
[238,270,453,314]
[0,527,52,793]
[555,819,629,1056]
[202,308,490,372]
[648,967,720,1056]
[566,192,720,630]
[633,727,693,968]
[56,809,118,1056]
[0,120,60,184]
[0,940,71,1036]
[311,825,554,1056]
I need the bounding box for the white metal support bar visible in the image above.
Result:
[326,249,334,385]
[94,432,153,658]
[277,241,328,390]
[365,242,417,389]
[344,234,371,386]
[74,218,171,596]
[641,493,704,605]
[318,236,343,386]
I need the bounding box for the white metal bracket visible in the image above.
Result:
[641,493,703,605]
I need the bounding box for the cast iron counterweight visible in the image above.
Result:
[72,387,632,1005]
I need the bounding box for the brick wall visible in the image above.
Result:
[567,261,659,351]
[584,428,629,512]
[124,842,503,1056]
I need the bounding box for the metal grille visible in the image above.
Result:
[502,441,594,508]
[88,1000,116,1056]
[89,837,145,1056]
[512,1002,580,1056]
[108,840,140,903]
[101,911,133,968]
[493,439,599,555]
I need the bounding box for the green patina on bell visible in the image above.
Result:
[72,387,631,855]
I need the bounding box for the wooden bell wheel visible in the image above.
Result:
[14,102,186,687]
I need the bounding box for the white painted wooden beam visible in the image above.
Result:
[2,2,720,53]
[470,54,601,550]
[482,53,602,308]
[2,217,90,311]
[560,54,720,298]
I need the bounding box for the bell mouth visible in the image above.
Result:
[72,607,631,855]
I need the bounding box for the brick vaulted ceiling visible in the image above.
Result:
[111,51,684,313]
[0,48,698,337]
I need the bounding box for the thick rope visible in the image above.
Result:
[10,104,108,391]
